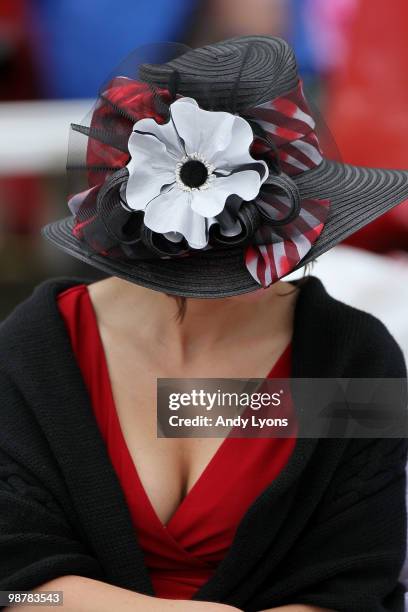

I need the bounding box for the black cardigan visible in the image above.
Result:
[0,276,406,612]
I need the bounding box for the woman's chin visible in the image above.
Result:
[230,285,275,304]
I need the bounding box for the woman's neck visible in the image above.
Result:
[87,276,299,363]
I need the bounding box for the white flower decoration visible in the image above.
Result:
[125,97,269,249]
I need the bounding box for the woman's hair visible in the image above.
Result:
[172,295,188,323]
[167,262,315,323]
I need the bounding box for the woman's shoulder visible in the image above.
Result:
[0,277,94,460]
[295,276,406,377]
[0,277,90,353]
[0,276,96,405]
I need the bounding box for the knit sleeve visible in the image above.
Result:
[265,330,408,612]
[278,436,407,612]
[0,373,104,605]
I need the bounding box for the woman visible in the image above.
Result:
[1,36,407,611]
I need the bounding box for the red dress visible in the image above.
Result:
[57,284,296,600]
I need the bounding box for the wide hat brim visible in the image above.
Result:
[42,157,408,298]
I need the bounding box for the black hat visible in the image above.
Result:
[42,36,408,297]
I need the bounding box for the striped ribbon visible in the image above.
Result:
[244,80,330,287]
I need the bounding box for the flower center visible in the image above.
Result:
[175,154,215,192]
[179,160,209,188]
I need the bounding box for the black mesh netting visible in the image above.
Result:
[66,38,340,263]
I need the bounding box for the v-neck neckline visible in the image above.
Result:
[12,276,323,601]
[83,282,292,533]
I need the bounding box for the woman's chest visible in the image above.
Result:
[97,328,290,526]
[102,356,235,525]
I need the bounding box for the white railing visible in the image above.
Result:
[0,99,93,175]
